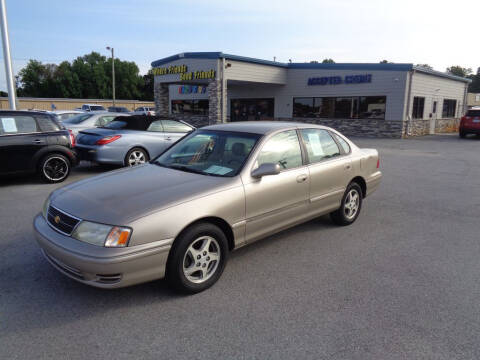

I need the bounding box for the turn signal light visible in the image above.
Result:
[96,135,121,145]
[104,227,132,247]
[68,129,76,147]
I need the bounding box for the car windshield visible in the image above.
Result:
[63,113,94,124]
[153,130,261,177]
[91,105,105,111]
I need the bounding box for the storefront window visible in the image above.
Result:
[293,98,314,117]
[442,99,457,118]
[171,100,209,115]
[294,96,386,119]
[231,98,274,121]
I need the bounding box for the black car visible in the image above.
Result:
[0,110,77,183]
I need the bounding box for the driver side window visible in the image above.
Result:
[255,130,303,170]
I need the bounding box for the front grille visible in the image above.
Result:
[47,206,81,235]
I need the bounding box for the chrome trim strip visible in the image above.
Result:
[46,205,82,236]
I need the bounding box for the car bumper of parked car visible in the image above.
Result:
[75,144,124,165]
[366,171,382,197]
[460,126,480,134]
[33,214,173,288]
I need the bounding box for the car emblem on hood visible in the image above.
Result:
[54,215,61,224]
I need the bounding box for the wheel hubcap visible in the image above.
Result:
[43,157,68,181]
[344,189,360,220]
[182,236,220,284]
[128,151,145,166]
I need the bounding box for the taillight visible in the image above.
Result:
[147,111,152,116]
[95,135,121,145]
[376,157,380,169]
[68,129,75,147]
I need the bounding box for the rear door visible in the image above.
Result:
[0,114,48,174]
[299,128,352,214]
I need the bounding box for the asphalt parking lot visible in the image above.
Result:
[1,134,480,359]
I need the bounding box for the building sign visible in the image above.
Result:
[308,74,372,86]
[152,63,216,81]
[178,85,207,94]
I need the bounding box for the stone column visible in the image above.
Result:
[208,80,221,124]
[154,82,169,117]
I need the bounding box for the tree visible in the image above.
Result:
[17,52,150,100]
[416,64,433,70]
[446,65,472,78]
[322,58,335,64]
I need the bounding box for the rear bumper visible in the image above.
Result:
[366,171,382,197]
[33,214,173,288]
[75,144,124,165]
[460,126,480,134]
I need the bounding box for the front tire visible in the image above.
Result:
[39,153,71,183]
[330,182,363,226]
[166,223,228,294]
[125,147,149,167]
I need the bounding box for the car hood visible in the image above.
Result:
[50,164,241,225]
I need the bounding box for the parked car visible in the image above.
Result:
[108,106,130,113]
[78,104,106,112]
[459,107,480,138]
[62,112,130,136]
[34,122,381,293]
[132,106,156,116]
[75,116,194,166]
[0,110,77,183]
[52,110,85,122]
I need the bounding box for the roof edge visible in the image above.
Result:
[413,66,472,83]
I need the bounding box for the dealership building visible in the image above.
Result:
[152,52,471,138]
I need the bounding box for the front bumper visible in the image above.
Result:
[33,214,173,288]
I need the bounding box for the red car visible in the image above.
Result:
[460,107,480,138]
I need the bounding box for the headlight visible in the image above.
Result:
[42,197,51,219]
[71,221,132,247]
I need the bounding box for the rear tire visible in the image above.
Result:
[39,153,71,183]
[330,182,363,226]
[459,131,467,138]
[125,147,149,167]
[166,223,228,294]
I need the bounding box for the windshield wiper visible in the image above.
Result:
[168,164,205,175]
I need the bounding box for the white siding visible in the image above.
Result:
[225,60,287,84]
[408,72,468,119]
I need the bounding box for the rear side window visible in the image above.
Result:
[147,120,164,132]
[95,116,116,126]
[466,110,480,117]
[255,130,303,170]
[300,129,341,163]
[36,116,60,132]
[0,116,38,135]
[332,133,351,154]
[161,120,192,133]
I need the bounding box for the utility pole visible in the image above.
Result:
[106,46,115,106]
[0,0,16,109]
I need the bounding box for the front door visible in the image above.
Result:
[243,130,309,243]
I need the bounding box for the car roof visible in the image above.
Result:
[0,110,54,116]
[202,121,328,135]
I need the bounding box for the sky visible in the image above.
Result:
[0,0,479,92]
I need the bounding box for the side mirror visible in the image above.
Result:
[251,163,281,178]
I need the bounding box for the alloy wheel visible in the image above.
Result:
[128,150,146,166]
[182,236,221,284]
[343,189,360,220]
[43,156,69,181]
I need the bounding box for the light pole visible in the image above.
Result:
[106,46,115,106]
[0,0,16,109]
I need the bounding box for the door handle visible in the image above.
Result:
[296,174,308,183]
[165,137,172,141]
[344,164,352,171]
[33,139,45,144]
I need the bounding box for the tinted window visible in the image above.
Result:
[102,116,149,131]
[91,105,106,111]
[332,133,351,153]
[37,116,60,132]
[154,130,261,177]
[63,113,94,124]
[300,129,340,163]
[467,109,480,116]
[255,130,303,170]
[0,116,38,135]
[161,120,193,133]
